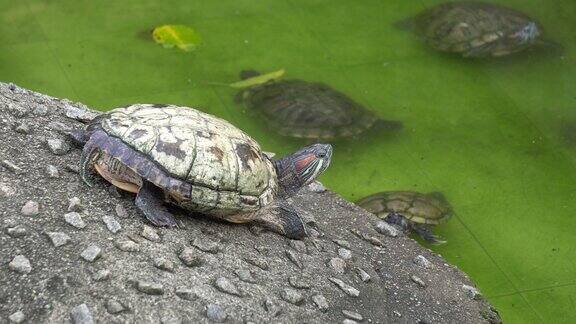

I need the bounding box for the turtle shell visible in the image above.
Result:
[407,1,542,57]
[96,104,278,215]
[240,80,380,140]
[356,191,452,225]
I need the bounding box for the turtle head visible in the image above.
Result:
[240,70,261,80]
[274,144,332,196]
[513,21,541,44]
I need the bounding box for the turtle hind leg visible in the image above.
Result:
[135,180,178,228]
[254,202,307,239]
[80,139,100,187]
[412,223,446,245]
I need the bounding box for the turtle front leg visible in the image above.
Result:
[412,223,446,245]
[252,201,307,239]
[135,180,178,228]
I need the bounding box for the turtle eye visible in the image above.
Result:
[316,151,326,158]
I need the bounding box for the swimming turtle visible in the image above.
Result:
[398,1,554,57]
[356,191,452,244]
[235,70,402,140]
[71,104,332,239]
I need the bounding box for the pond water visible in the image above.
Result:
[2,0,575,322]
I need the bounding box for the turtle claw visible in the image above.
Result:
[135,181,178,228]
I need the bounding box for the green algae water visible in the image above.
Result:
[2,0,575,322]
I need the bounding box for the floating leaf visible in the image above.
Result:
[229,69,285,88]
[152,25,202,52]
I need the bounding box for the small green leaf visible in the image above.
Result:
[152,25,202,52]
[229,69,286,88]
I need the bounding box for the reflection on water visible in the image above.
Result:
[1,0,575,321]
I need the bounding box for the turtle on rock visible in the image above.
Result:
[397,1,558,58]
[357,191,452,244]
[70,104,332,239]
[235,70,402,141]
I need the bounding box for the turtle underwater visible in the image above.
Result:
[356,191,452,244]
[235,70,402,141]
[70,104,333,239]
[397,1,557,58]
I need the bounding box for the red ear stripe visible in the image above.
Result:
[295,154,316,171]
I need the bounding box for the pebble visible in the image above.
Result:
[263,298,282,317]
[32,105,48,116]
[0,183,16,198]
[46,165,60,178]
[192,237,220,253]
[338,248,352,260]
[333,239,351,248]
[7,225,27,238]
[70,303,93,324]
[2,160,23,174]
[154,258,175,272]
[462,284,482,300]
[328,257,346,274]
[46,232,71,247]
[307,181,327,193]
[413,255,432,269]
[375,220,401,237]
[355,268,371,282]
[115,239,140,252]
[351,229,384,247]
[289,240,307,253]
[15,123,30,134]
[206,304,227,323]
[343,320,358,324]
[8,311,25,323]
[329,278,360,297]
[285,250,303,269]
[64,212,86,229]
[93,269,111,281]
[67,197,83,212]
[393,311,402,317]
[244,256,269,270]
[234,269,257,283]
[175,288,198,301]
[411,275,426,287]
[21,200,39,216]
[65,105,99,122]
[141,225,160,242]
[288,276,311,289]
[115,204,129,219]
[102,215,121,233]
[9,255,31,274]
[214,277,242,296]
[280,288,304,305]
[105,299,126,314]
[136,281,164,295]
[80,244,101,262]
[311,294,329,312]
[47,138,70,155]
[179,247,203,267]
[342,310,363,321]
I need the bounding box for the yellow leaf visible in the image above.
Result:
[229,69,285,88]
[152,25,202,52]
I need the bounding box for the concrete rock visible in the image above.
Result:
[9,255,32,274]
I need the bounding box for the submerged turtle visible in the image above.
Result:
[71,104,332,239]
[235,70,402,140]
[398,1,555,57]
[356,191,452,244]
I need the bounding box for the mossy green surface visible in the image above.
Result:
[1,0,575,322]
